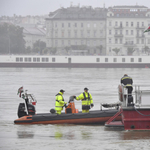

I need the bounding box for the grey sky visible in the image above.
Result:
[0,0,150,16]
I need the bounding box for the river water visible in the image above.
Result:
[0,68,150,150]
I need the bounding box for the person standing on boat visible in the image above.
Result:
[55,89,67,115]
[74,88,94,113]
[121,74,133,96]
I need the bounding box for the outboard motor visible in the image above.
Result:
[65,96,78,114]
[17,102,35,118]
[17,87,36,118]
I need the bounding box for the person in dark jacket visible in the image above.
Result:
[121,74,133,95]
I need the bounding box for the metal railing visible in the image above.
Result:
[119,85,150,107]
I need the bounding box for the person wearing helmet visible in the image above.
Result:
[55,89,67,115]
[121,74,133,95]
[74,88,94,113]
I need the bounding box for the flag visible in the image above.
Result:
[17,86,24,97]
[144,26,150,33]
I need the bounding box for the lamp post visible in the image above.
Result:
[6,25,11,55]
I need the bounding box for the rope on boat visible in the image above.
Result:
[134,107,150,116]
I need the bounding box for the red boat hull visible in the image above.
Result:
[122,108,150,130]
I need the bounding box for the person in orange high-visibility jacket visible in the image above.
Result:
[55,89,67,115]
[74,88,94,113]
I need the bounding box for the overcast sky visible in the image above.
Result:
[0,0,150,16]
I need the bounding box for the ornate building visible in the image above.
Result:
[106,5,150,55]
[45,5,107,55]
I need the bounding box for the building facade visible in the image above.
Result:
[106,5,150,55]
[45,5,107,55]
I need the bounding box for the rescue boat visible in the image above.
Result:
[105,85,150,130]
[14,88,121,125]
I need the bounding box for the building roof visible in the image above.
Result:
[23,27,46,36]
[46,6,107,20]
[108,5,150,18]
[113,5,148,9]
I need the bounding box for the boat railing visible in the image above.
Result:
[120,85,150,108]
[24,90,37,105]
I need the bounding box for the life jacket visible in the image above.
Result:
[82,92,90,101]
[55,93,64,102]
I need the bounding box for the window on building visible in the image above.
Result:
[62,40,64,45]
[148,39,150,44]
[62,23,64,28]
[109,30,111,35]
[120,30,122,34]
[115,21,118,26]
[28,58,31,62]
[42,58,45,62]
[20,58,23,62]
[105,58,108,62]
[137,22,139,27]
[109,47,111,52]
[68,40,71,46]
[68,31,71,37]
[115,30,118,34]
[115,38,118,44]
[55,31,58,37]
[87,23,90,28]
[100,30,103,35]
[142,39,144,44]
[142,22,144,26]
[122,58,125,62]
[109,21,111,26]
[131,58,134,62]
[138,58,142,62]
[24,58,31,62]
[16,57,19,62]
[33,58,36,62]
[96,58,100,62]
[94,24,97,28]
[37,58,40,62]
[120,22,122,27]
[62,31,64,37]
[52,58,55,62]
[55,40,58,47]
[137,39,139,44]
[81,23,83,27]
[75,23,77,27]
[109,38,111,43]
[131,22,133,26]
[126,22,128,26]
[74,30,77,37]
[75,41,78,45]
[94,31,96,37]
[126,30,128,35]
[87,30,90,37]
[81,30,83,37]
[55,23,57,28]
[93,40,96,46]
[113,58,117,62]
[120,39,122,44]
[68,23,70,27]
[131,30,133,35]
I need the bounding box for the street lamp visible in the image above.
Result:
[7,25,11,55]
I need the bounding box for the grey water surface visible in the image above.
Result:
[0,68,150,150]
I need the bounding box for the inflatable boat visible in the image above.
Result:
[14,87,121,125]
